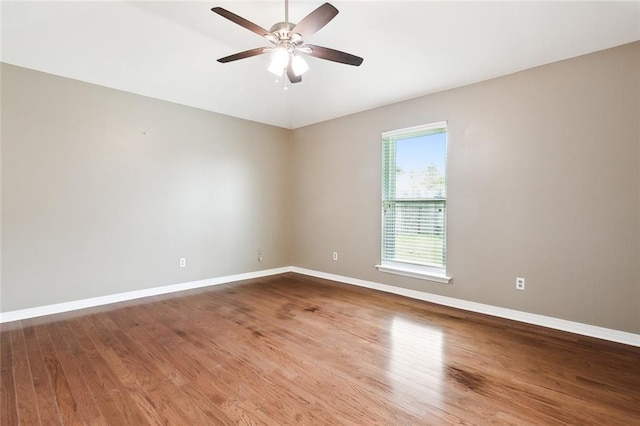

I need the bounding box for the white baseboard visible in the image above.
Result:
[290,267,640,348]
[0,267,290,323]
[2,265,638,347]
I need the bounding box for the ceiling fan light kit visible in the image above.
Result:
[291,55,309,76]
[212,1,363,87]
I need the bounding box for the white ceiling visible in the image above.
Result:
[2,1,639,129]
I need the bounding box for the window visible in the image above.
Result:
[376,122,451,283]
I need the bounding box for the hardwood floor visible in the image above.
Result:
[1,273,639,425]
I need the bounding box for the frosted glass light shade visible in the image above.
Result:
[291,55,309,76]
[268,48,289,76]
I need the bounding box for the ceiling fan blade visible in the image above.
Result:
[287,64,302,84]
[211,7,272,39]
[291,3,338,38]
[217,47,268,63]
[303,44,364,66]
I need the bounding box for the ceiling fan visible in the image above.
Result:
[211,1,363,85]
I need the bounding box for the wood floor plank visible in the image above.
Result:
[21,324,63,426]
[158,290,411,424]
[0,330,19,425]
[45,321,107,425]
[254,296,474,422]
[132,320,265,423]
[32,322,85,425]
[1,274,639,425]
[71,315,152,425]
[134,299,335,424]
[96,311,215,424]
[9,328,41,425]
[62,316,150,425]
[189,289,445,422]
[103,306,239,425]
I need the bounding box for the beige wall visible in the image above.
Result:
[2,43,639,335]
[292,42,640,334]
[1,63,292,311]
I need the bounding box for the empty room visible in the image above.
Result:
[1,1,639,424]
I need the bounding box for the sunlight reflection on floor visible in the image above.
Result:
[389,316,444,412]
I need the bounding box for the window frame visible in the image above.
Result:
[375,121,452,284]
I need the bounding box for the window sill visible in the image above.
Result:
[375,264,452,284]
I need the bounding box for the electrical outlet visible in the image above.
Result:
[332,252,338,261]
[516,277,525,290]
[179,257,186,268]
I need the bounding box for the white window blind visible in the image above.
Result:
[380,122,448,276]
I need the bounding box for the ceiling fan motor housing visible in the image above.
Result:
[269,22,303,48]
